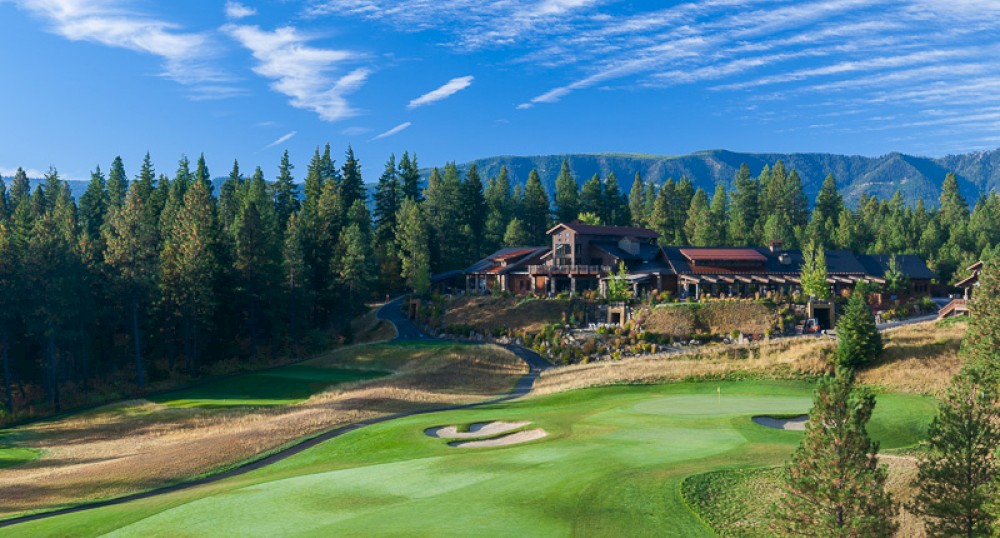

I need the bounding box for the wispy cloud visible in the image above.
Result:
[264,131,297,149]
[225,1,256,20]
[371,122,412,140]
[407,76,474,109]
[11,0,229,91]
[341,126,374,136]
[223,24,370,121]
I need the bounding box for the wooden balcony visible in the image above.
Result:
[528,264,610,276]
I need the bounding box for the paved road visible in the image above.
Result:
[0,299,550,529]
[376,297,433,341]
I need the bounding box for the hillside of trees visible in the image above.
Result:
[1,146,998,423]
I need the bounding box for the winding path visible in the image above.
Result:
[0,298,550,529]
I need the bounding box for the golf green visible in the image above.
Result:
[7,380,935,537]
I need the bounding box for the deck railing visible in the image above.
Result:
[937,298,969,319]
[528,264,610,275]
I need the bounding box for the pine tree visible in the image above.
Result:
[629,172,646,227]
[835,281,883,367]
[554,160,579,223]
[912,373,998,538]
[642,180,657,230]
[800,240,831,300]
[808,174,845,247]
[373,154,401,245]
[684,188,712,246]
[503,218,530,247]
[672,178,695,244]
[399,151,422,203]
[79,166,108,240]
[159,179,219,372]
[9,167,30,214]
[233,171,279,360]
[218,160,243,234]
[484,167,513,253]
[961,258,1000,386]
[340,145,366,214]
[604,172,629,226]
[460,164,488,259]
[103,184,158,387]
[281,212,309,356]
[707,182,729,245]
[729,163,758,246]
[336,201,373,315]
[521,169,550,246]
[939,172,970,234]
[772,371,897,537]
[396,198,431,296]
[0,221,16,413]
[272,150,299,230]
[580,173,605,222]
[303,148,325,217]
[107,155,129,210]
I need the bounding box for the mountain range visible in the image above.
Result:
[453,149,1000,207]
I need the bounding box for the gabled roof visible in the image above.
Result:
[858,254,937,280]
[547,221,660,239]
[464,246,548,275]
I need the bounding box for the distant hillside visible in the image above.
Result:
[449,149,1000,206]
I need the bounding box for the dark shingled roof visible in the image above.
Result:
[664,247,877,275]
[591,241,663,262]
[679,248,768,262]
[857,254,937,280]
[464,246,548,275]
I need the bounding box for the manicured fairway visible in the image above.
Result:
[7,380,935,537]
[149,365,390,408]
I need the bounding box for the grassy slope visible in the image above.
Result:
[0,341,525,519]
[149,365,389,408]
[9,380,935,537]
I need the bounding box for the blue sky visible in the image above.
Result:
[2,0,1000,181]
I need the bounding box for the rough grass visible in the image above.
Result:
[682,456,924,538]
[0,342,526,519]
[533,320,964,397]
[442,296,570,333]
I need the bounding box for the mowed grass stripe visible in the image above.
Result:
[8,381,935,537]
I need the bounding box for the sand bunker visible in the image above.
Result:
[425,421,531,439]
[752,414,808,431]
[448,428,548,448]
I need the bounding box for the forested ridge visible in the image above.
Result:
[0,146,998,423]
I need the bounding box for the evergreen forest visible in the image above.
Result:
[0,146,997,422]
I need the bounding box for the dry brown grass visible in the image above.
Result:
[442,296,570,334]
[880,455,925,538]
[533,320,966,396]
[857,320,966,396]
[0,343,525,518]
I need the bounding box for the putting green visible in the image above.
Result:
[7,381,935,537]
[0,446,39,469]
[149,365,390,408]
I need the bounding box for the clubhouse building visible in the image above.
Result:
[458,221,935,299]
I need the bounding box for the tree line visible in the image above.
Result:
[0,146,380,419]
[2,147,999,420]
[387,157,999,285]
